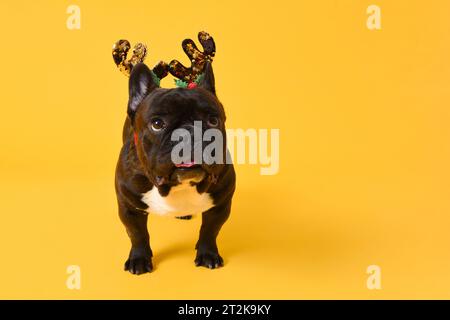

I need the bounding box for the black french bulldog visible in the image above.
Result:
[115,61,235,275]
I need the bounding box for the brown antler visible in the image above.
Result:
[168,31,216,83]
[112,39,169,80]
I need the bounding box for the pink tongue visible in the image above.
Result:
[175,161,196,168]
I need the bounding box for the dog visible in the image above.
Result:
[115,61,235,275]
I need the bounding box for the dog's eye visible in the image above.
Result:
[207,116,219,127]
[150,118,165,132]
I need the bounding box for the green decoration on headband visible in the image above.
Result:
[195,73,205,84]
[175,79,188,88]
[150,71,161,87]
[174,73,205,88]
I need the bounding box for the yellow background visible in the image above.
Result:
[0,0,449,299]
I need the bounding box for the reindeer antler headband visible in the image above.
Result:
[112,31,216,88]
[112,40,169,84]
[168,31,216,88]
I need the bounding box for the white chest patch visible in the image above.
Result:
[141,181,214,217]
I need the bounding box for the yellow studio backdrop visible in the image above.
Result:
[0,0,449,299]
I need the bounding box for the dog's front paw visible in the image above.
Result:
[124,247,153,275]
[195,249,224,269]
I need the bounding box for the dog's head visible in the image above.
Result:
[127,62,226,188]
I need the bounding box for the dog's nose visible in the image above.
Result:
[172,123,205,158]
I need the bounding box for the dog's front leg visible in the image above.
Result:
[195,200,231,269]
[119,205,153,275]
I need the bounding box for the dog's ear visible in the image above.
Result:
[128,63,159,121]
[199,61,216,95]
